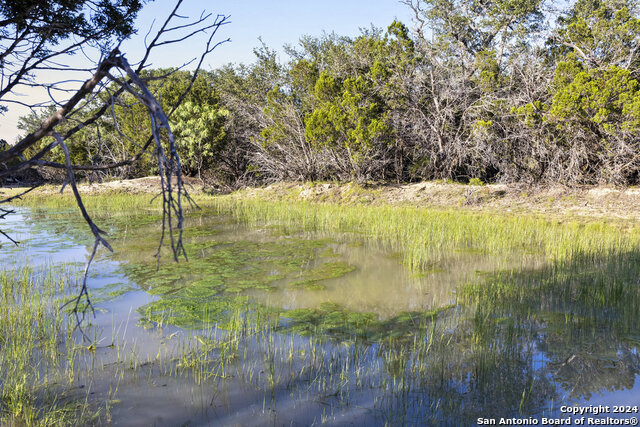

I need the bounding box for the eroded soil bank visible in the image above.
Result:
[6,178,640,221]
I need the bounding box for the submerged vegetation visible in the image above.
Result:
[2,190,638,423]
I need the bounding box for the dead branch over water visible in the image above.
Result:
[0,0,229,322]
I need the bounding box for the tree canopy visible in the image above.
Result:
[7,0,640,189]
[0,0,145,114]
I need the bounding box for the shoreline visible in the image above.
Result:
[4,177,640,222]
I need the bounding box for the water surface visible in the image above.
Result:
[1,205,638,426]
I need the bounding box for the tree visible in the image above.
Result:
[541,0,640,183]
[172,99,229,179]
[208,49,285,186]
[0,0,229,320]
[402,0,546,69]
[0,0,144,115]
[252,25,419,182]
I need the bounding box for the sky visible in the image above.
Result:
[1,0,415,143]
[126,0,415,69]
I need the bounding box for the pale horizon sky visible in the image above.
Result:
[1,0,414,143]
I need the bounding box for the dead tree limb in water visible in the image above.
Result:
[0,0,230,325]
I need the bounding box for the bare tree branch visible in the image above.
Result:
[0,2,230,324]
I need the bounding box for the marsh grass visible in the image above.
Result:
[207,197,640,272]
[0,264,105,425]
[16,191,640,271]
[12,191,162,214]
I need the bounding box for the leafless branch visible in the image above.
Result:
[0,2,230,324]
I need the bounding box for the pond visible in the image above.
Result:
[1,203,639,426]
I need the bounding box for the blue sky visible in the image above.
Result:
[1,0,414,142]
[124,0,415,69]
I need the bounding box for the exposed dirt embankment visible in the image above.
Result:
[228,182,640,221]
[4,178,640,221]
[21,176,204,195]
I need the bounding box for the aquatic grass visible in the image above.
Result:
[11,191,164,214]
[206,197,640,272]
[14,187,640,271]
[16,188,636,273]
[0,264,106,425]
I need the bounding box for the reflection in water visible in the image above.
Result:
[1,205,639,425]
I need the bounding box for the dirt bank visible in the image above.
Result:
[4,178,640,221]
[229,181,640,222]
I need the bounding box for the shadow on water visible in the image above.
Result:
[459,247,640,400]
[3,205,639,425]
[267,249,640,425]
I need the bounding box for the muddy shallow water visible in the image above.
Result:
[1,206,639,426]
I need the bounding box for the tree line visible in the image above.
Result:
[17,0,640,186]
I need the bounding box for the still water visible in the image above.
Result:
[1,206,638,426]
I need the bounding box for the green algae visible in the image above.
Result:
[318,247,341,258]
[288,261,356,290]
[138,293,249,329]
[280,302,455,343]
[130,237,344,292]
[120,221,359,328]
[100,282,136,298]
[60,281,137,313]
